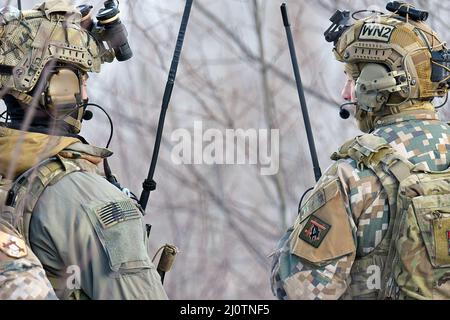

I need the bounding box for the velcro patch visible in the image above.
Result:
[0,230,27,258]
[300,189,326,217]
[432,217,450,266]
[96,200,141,228]
[447,230,450,255]
[359,23,395,42]
[299,216,331,248]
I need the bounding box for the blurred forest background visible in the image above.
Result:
[4,0,450,299]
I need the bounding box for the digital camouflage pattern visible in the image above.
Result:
[271,108,450,300]
[0,223,56,300]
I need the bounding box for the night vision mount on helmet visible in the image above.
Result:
[0,2,102,101]
[0,0,132,134]
[77,0,133,63]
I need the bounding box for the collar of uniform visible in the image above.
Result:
[64,142,113,159]
[0,125,113,159]
[373,109,439,130]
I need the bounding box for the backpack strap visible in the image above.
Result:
[332,134,414,182]
[331,135,391,167]
[5,156,82,246]
[331,134,416,299]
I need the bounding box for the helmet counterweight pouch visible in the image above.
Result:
[431,50,450,84]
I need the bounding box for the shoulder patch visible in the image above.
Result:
[299,216,331,248]
[359,23,395,42]
[96,200,141,228]
[290,179,356,264]
[0,230,27,258]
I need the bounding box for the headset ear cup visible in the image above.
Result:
[46,69,81,109]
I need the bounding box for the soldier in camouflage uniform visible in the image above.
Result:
[0,1,167,299]
[270,3,450,299]
[0,222,56,300]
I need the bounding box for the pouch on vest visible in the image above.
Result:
[330,133,450,299]
[83,198,152,274]
[390,170,450,299]
[289,179,356,266]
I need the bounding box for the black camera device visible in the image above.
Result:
[386,1,429,22]
[78,0,133,62]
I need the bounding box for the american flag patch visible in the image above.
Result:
[96,201,141,228]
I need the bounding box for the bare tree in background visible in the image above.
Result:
[4,0,449,299]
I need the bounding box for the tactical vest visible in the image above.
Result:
[0,155,86,298]
[333,134,450,300]
[0,156,80,246]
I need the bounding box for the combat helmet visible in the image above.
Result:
[0,0,112,134]
[325,1,450,132]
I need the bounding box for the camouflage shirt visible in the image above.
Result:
[270,109,450,300]
[0,223,57,300]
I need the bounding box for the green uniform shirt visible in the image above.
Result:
[28,146,168,300]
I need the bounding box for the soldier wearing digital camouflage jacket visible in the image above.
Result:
[271,2,450,300]
[0,222,56,300]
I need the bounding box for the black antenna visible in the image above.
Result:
[139,0,194,211]
[280,3,321,182]
[17,0,22,10]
